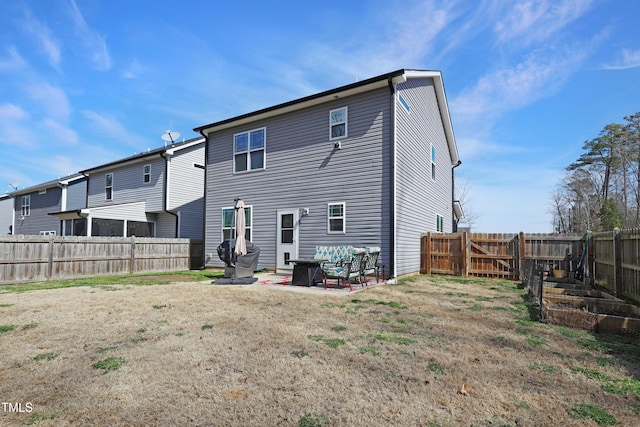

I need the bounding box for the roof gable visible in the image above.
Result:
[194,69,458,164]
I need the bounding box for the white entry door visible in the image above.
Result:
[276,209,299,271]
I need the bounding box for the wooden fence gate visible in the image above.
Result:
[421,232,584,282]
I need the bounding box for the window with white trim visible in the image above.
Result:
[21,195,30,216]
[234,128,265,172]
[327,202,345,233]
[431,145,436,181]
[105,173,113,200]
[436,214,444,233]
[221,206,252,241]
[329,107,347,140]
[143,164,151,183]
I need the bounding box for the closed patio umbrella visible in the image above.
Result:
[234,199,247,257]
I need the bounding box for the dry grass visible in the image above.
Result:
[1,274,639,426]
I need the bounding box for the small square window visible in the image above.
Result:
[328,202,345,233]
[329,107,347,140]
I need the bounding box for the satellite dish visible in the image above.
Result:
[161,130,180,144]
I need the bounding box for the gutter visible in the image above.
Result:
[388,72,407,281]
[199,128,209,265]
[452,160,462,232]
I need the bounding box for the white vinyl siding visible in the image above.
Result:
[166,141,205,239]
[395,78,454,275]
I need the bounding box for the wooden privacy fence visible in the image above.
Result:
[591,228,640,304]
[0,235,204,284]
[421,230,640,304]
[421,232,584,282]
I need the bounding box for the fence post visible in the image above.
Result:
[461,232,468,277]
[613,228,622,297]
[47,235,55,279]
[130,237,136,274]
[425,233,432,274]
[518,232,525,282]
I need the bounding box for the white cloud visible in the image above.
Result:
[21,8,62,70]
[41,118,78,144]
[0,104,35,147]
[494,0,595,46]
[121,58,145,79]
[67,0,112,71]
[0,46,27,71]
[26,82,72,121]
[48,155,82,178]
[451,44,590,126]
[601,48,640,70]
[81,110,148,149]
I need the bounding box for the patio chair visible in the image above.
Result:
[322,249,366,290]
[360,247,381,285]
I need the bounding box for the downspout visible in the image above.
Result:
[387,73,406,281]
[81,173,91,236]
[452,160,462,232]
[161,152,179,238]
[199,129,209,266]
[389,79,397,281]
[57,182,68,236]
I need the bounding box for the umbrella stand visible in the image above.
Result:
[214,198,258,285]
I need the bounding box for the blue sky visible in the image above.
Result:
[1,0,639,232]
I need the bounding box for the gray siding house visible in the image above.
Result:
[9,174,86,236]
[196,69,461,277]
[53,137,206,239]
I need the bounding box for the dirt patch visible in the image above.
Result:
[1,276,638,426]
[126,274,194,283]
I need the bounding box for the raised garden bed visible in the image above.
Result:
[542,284,640,334]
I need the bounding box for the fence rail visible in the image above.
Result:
[0,235,204,284]
[421,230,640,305]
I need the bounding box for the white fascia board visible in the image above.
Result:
[198,80,390,135]
[405,70,460,165]
[164,137,205,156]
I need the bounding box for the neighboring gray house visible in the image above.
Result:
[0,193,14,234]
[50,137,205,239]
[195,69,462,277]
[10,174,87,236]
